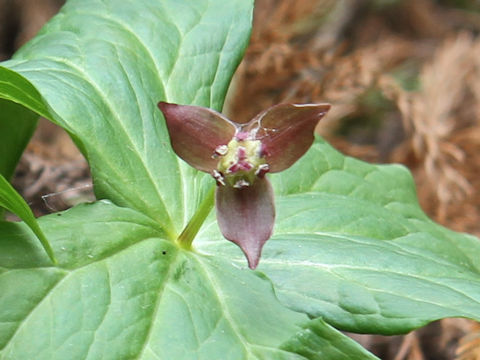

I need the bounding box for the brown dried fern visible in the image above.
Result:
[456,322,480,360]
[380,33,477,220]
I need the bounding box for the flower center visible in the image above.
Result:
[213,133,269,188]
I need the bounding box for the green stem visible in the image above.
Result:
[177,186,215,250]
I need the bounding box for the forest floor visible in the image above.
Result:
[1,0,480,359]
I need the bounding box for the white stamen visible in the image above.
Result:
[212,170,225,186]
[255,163,270,177]
[214,144,228,157]
[233,179,250,188]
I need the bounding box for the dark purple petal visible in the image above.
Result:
[215,177,275,269]
[158,102,237,172]
[244,103,330,173]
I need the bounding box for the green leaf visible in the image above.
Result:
[197,137,480,335]
[0,174,55,263]
[0,201,378,360]
[0,0,253,237]
[0,66,52,121]
[282,318,380,360]
[0,66,54,181]
[0,99,36,181]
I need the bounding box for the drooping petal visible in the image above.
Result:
[244,103,330,173]
[215,178,275,269]
[158,102,237,172]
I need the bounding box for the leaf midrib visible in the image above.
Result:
[17,59,177,232]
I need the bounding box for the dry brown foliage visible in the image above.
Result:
[12,119,92,217]
[380,33,480,221]
[0,0,63,60]
[457,321,480,360]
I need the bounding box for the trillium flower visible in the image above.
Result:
[158,102,330,269]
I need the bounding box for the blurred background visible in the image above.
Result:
[1,0,480,358]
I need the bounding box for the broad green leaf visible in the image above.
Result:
[0,66,52,120]
[0,66,53,180]
[0,201,378,360]
[0,0,253,237]
[0,99,36,181]
[0,174,55,263]
[282,318,380,360]
[197,137,480,335]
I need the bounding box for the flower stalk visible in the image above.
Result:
[176,186,215,250]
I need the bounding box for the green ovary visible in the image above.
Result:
[217,138,266,188]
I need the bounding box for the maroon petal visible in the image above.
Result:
[244,103,330,173]
[158,102,237,172]
[215,177,275,269]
